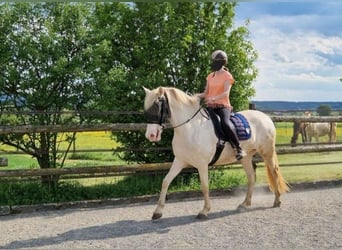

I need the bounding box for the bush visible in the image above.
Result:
[317,104,332,116]
[0,169,245,206]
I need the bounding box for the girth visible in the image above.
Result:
[208,140,225,166]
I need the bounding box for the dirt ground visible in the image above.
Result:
[1,182,342,249]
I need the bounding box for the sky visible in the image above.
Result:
[234,1,342,101]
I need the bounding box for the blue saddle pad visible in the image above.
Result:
[230,113,251,140]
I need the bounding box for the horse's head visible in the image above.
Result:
[143,87,170,142]
[291,120,309,146]
[304,111,311,117]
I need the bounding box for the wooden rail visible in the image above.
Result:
[0,162,173,178]
[0,123,146,134]
[276,144,342,154]
[269,115,342,123]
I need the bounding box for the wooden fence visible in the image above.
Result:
[0,115,341,181]
[1,115,342,134]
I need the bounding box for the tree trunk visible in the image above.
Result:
[37,132,59,186]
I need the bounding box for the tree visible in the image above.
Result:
[91,2,258,163]
[317,104,332,116]
[0,2,258,168]
[0,3,95,183]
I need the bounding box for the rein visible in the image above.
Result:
[163,92,208,130]
[167,106,206,129]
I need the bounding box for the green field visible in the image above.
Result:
[0,131,121,169]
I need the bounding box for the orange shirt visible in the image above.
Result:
[206,70,234,107]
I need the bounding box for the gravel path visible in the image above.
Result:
[1,184,342,249]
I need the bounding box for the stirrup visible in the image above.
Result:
[236,152,244,161]
[235,147,246,161]
[217,139,225,147]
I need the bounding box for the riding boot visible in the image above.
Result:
[235,145,245,161]
[228,140,245,161]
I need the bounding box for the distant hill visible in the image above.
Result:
[251,101,342,111]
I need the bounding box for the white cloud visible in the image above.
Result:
[240,14,342,101]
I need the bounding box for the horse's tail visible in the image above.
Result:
[265,153,290,194]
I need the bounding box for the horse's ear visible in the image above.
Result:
[143,86,151,95]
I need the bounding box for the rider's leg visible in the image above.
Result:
[207,108,226,143]
[217,108,245,160]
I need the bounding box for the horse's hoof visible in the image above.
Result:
[237,204,248,212]
[273,201,281,208]
[196,213,209,220]
[152,212,162,220]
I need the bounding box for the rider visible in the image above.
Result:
[197,50,245,160]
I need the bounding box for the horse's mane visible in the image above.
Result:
[164,87,199,107]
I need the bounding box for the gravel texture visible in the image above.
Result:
[1,184,342,249]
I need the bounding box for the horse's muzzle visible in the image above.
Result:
[145,124,163,142]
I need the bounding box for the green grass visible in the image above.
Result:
[0,170,246,206]
[0,131,122,170]
[257,152,342,184]
[0,154,39,170]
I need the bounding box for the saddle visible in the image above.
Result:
[227,113,251,141]
[209,112,251,165]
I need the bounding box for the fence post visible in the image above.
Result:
[0,157,8,167]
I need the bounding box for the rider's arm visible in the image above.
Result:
[196,81,209,99]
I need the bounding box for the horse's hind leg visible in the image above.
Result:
[238,155,256,209]
[152,158,186,220]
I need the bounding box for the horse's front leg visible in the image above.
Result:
[197,165,210,219]
[152,158,186,220]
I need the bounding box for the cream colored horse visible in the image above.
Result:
[144,87,289,220]
[303,111,337,143]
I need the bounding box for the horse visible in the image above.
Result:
[291,111,337,146]
[306,122,337,143]
[304,111,337,143]
[143,86,289,220]
[290,121,308,146]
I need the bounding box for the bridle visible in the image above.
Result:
[144,93,206,129]
[144,94,171,128]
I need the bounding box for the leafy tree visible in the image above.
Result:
[317,104,332,116]
[0,3,95,183]
[0,2,258,168]
[91,2,258,163]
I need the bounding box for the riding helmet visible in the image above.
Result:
[211,50,228,61]
[211,50,227,71]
